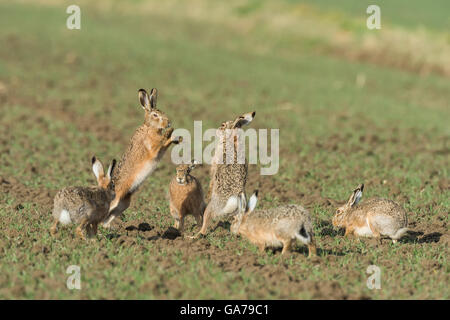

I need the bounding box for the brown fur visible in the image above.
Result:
[103,88,182,228]
[231,193,316,256]
[51,157,116,240]
[333,184,408,242]
[192,111,255,238]
[169,162,205,233]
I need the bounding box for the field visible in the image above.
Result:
[0,0,448,299]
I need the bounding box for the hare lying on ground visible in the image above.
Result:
[50,157,116,240]
[190,111,256,238]
[169,160,205,233]
[103,88,182,228]
[230,191,317,256]
[332,184,409,243]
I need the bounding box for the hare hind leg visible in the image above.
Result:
[307,235,317,257]
[50,219,59,236]
[170,205,181,229]
[367,216,382,244]
[190,206,212,239]
[281,239,294,255]
[75,217,89,240]
[86,223,98,239]
[257,243,266,254]
[103,194,131,228]
[194,213,203,228]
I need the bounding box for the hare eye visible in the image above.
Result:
[152,113,158,118]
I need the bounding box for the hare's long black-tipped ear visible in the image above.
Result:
[238,192,247,214]
[348,183,364,207]
[149,88,158,109]
[107,159,117,180]
[189,159,198,171]
[246,190,258,213]
[138,89,151,111]
[92,156,104,181]
[233,111,256,128]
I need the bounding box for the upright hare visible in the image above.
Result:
[231,191,317,256]
[191,111,255,238]
[169,160,205,233]
[103,88,182,228]
[332,184,409,243]
[51,157,116,239]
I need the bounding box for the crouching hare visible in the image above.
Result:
[169,160,206,233]
[103,88,182,228]
[50,157,116,240]
[332,184,408,243]
[231,191,317,256]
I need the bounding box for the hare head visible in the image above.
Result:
[216,111,256,136]
[175,159,198,185]
[332,183,364,228]
[138,88,171,130]
[230,190,258,234]
[92,156,116,197]
[215,111,255,162]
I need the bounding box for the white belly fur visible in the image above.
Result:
[354,223,373,237]
[264,234,283,248]
[130,160,158,193]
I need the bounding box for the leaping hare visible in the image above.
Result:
[191,111,255,238]
[50,157,116,240]
[231,191,317,256]
[332,184,409,243]
[169,160,205,234]
[102,88,182,228]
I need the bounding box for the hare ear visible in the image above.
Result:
[233,111,256,128]
[138,89,151,111]
[348,184,364,207]
[189,159,198,171]
[238,192,247,213]
[149,88,158,109]
[106,159,117,180]
[92,156,104,182]
[246,190,258,213]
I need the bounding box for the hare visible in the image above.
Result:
[191,111,255,238]
[50,157,116,240]
[231,191,317,256]
[332,184,409,243]
[102,88,182,228]
[169,160,206,233]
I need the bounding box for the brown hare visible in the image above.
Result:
[169,160,205,234]
[332,184,409,243]
[231,191,317,256]
[102,88,182,228]
[51,156,116,240]
[190,111,255,238]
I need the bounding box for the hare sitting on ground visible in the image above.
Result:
[230,191,317,256]
[102,88,182,228]
[191,111,256,238]
[332,184,409,243]
[169,160,206,233]
[50,157,116,240]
